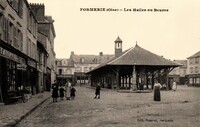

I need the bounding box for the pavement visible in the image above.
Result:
[15,85,200,127]
[0,92,51,127]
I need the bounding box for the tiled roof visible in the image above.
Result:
[55,58,74,67]
[88,44,181,73]
[71,54,114,64]
[173,60,187,68]
[108,44,181,66]
[187,51,200,59]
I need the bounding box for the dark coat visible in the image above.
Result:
[154,86,161,101]
[70,87,76,97]
[52,83,58,98]
[59,87,65,97]
[95,86,101,95]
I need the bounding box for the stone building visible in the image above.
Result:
[0,0,56,104]
[187,51,200,86]
[56,58,75,85]
[55,51,113,85]
[30,3,56,91]
[0,0,38,104]
[169,60,187,85]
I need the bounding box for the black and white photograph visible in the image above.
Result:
[0,0,200,126]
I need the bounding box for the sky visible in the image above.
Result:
[28,0,200,60]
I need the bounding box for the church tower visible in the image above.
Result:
[114,36,122,57]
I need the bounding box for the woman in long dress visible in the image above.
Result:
[65,81,71,100]
[153,80,162,101]
[172,81,177,91]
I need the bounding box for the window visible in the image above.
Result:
[190,67,193,74]
[196,78,200,84]
[189,59,194,65]
[59,69,62,75]
[3,17,8,42]
[90,67,94,70]
[0,14,3,39]
[13,27,18,48]
[76,67,81,72]
[84,67,89,72]
[19,30,23,51]
[183,70,186,75]
[8,22,14,45]
[18,0,23,17]
[195,67,198,73]
[189,78,193,84]
[195,58,199,64]
[80,58,84,63]
[66,69,72,74]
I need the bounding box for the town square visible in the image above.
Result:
[0,0,200,127]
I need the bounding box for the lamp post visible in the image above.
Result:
[132,62,137,91]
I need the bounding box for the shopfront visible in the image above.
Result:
[0,40,38,104]
[0,46,27,104]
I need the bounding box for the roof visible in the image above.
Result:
[55,58,74,67]
[115,36,122,42]
[88,44,181,73]
[173,60,187,68]
[71,54,114,64]
[187,51,200,59]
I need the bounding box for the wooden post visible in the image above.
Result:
[166,69,169,90]
[132,64,137,91]
[116,67,120,90]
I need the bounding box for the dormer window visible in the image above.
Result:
[93,58,98,63]
[80,58,84,63]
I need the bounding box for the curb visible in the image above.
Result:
[4,96,51,127]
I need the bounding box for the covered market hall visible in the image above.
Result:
[87,44,181,91]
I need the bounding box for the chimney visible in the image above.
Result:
[71,51,74,56]
[99,52,103,56]
[29,3,45,21]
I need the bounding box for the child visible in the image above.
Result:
[59,86,65,101]
[70,86,76,100]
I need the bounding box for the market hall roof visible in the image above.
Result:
[88,44,181,73]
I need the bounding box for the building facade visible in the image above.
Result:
[0,0,56,104]
[187,51,200,86]
[56,51,113,85]
[0,0,38,104]
[30,3,56,91]
[56,58,75,85]
[169,60,187,85]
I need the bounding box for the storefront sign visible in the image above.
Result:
[28,59,37,68]
[0,47,23,63]
[17,64,27,70]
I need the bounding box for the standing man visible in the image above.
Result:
[52,80,59,103]
[94,83,101,99]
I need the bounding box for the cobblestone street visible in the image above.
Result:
[17,85,200,127]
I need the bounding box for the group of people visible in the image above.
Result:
[52,80,76,103]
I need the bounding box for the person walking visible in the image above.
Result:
[52,80,59,103]
[70,86,76,100]
[94,83,101,99]
[153,80,162,101]
[59,85,65,101]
